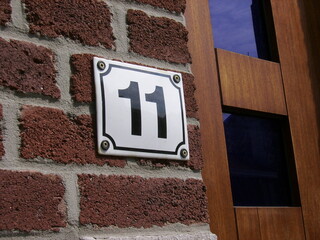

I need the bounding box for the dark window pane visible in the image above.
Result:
[209,0,278,61]
[223,113,300,206]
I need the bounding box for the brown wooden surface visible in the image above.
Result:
[236,208,305,240]
[185,1,238,240]
[216,49,287,115]
[302,0,320,116]
[271,0,320,239]
[259,208,305,240]
[236,208,261,240]
[302,0,320,158]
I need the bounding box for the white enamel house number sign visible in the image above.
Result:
[94,58,189,160]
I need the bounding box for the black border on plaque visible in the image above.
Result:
[100,64,186,155]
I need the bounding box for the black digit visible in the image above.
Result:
[118,81,141,136]
[118,82,167,139]
[145,86,167,139]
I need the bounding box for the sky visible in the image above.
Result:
[208,0,258,58]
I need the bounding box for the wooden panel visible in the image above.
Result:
[236,208,261,240]
[271,0,320,239]
[185,1,238,240]
[301,0,320,160]
[236,207,305,240]
[258,208,305,240]
[302,0,320,105]
[217,49,287,115]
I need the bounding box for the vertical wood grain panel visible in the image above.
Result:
[216,49,287,115]
[236,208,305,240]
[258,208,305,240]
[301,0,320,168]
[185,1,238,240]
[271,0,320,239]
[236,208,261,240]
[302,0,320,112]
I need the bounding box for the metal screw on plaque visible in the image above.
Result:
[97,61,106,70]
[180,149,188,158]
[101,140,109,151]
[173,74,181,83]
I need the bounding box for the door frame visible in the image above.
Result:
[185,0,320,239]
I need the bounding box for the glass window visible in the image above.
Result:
[223,113,300,206]
[209,0,278,61]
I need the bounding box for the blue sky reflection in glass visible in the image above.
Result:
[209,0,258,58]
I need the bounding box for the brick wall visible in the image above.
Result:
[0,1,214,239]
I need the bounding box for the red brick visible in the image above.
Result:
[71,55,198,118]
[187,125,204,169]
[137,125,204,170]
[79,175,208,228]
[23,0,114,48]
[20,106,126,167]
[127,10,191,64]
[131,0,186,13]
[70,54,96,103]
[0,38,60,98]
[0,105,4,158]
[182,73,198,119]
[0,0,11,25]
[0,170,66,232]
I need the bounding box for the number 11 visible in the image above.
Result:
[118,81,167,139]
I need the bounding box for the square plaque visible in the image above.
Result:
[94,58,189,160]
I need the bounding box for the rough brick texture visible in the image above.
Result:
[0,38,60,98]
[127,10,191,64]
[71,54,198,119]
[0,0,11,25]
[131,0,186,13]
[70,54,96,103]
[138,125,203,170]
[0,170,66,232]
[0,105,4,158]
[23,0,114,48]
[20,106,126,167]
[79,175,208,228]
[187,125,203,169]
[182,73,198,119]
